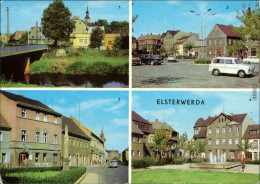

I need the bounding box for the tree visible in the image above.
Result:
[187,139,196,158]
[90,19,111,33]
[113,35,129,50]
[150,127,171,160]
[227,40,244,57]
[7,34,16,44]
[237,139,253,158]
[184,42,194,55]
[179,132,188,158]
[90,27,104,48]
[19,31,29,45]
[141,47,147,54]
[41,0,75,47]
[170,45,179,55]
[151,45,158,54]
[195,139,207,159]
[159,46,166,55]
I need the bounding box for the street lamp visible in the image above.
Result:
[189,9,217,58]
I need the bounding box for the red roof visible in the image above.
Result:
[242,125,260,139]
[228,114,247,124]
[216,24,241,38]
[132,111,155,134]
[193,127,207,139]
[15,31,26,36]
[167,30,180,36]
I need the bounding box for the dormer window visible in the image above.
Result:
[21,109,27,118]
[249,130,257,135]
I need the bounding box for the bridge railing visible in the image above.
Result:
[0,44,48,56]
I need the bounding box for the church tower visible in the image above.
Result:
[84,4,90,25]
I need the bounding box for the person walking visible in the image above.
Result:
[240,154,246,172]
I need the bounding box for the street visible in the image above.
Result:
[132,60,259,88]
[80,163,128,184]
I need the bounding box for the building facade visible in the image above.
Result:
[137,34,161,54]
[161,30,186,54]
[194,112,256,160]
[132,123,144,160]
[175,33,199,56]
[0,114,11,166]
[0,90,62,167]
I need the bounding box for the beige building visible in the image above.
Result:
[175,33,199,56]
[161,30,186,54]
[0,90,62,167]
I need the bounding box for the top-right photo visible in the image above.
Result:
[132,1,259,88]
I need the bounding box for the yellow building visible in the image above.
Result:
[104,34,120,50]
[1,34,10,44]
[72,34,91,48]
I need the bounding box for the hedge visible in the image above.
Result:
[195,59,211,64]
[0,166,62,176]
[2,166,86,184]
[245,159,260,164]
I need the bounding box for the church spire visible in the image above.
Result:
[85,3,90,24]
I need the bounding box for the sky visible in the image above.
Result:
[132,90,259,139]
[5,90,129,153]
[133,1,260,38]
[0,1,129,34]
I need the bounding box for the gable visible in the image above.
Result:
[207,24,226,38]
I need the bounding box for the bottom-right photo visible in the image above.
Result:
[131,90,259,184]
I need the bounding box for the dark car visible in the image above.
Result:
[132,57,142,65]
[140,54,163,65]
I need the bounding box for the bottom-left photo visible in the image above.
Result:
[0,90,129,184]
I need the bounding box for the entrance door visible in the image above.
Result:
[19,153,26,166]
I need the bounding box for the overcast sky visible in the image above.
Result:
[133,90,259,139]
[1,1,129,34]
[133,1,259,38]
[5,90,129,153]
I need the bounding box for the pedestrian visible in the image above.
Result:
[240,154,246,172]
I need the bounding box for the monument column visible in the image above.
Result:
[63,124,70,171]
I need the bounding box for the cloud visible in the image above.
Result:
[57,98,65,104]
[132,94,140,109]
[167,1,180,5]
[104,99,127,112]
[113,118,129,126]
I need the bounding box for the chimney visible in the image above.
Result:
[230,113,234,116]
[155,119,158,122]
[151,33,152,35]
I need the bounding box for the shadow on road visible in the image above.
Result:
[141,76,184,85]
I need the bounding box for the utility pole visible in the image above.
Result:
[6,7,9,34]
[36,21,38,44]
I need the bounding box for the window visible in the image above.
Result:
[253,140,258,149]
[132,150,134,156]
[21,108,27,118]
[209,139,212,145]
[216,139,219,145]
[36,112,40,120]
[216,127,219,133]
[150,136,154,143]
[2,153,6,163]
[35,153,39,162]
[236,126,239,132]
[0,132,2,141]
[35,132,40,143]
[43,114,48,122]
[209,128,212,134]
[79,39,83,44]
[54,135,57,144]
[229,138,232,145]
[209,50,211,55]
[53,154,58,162]
[235,138,239,144]
[138,137,141,143]
[225,59,233,64]
[72,155,75,164]
[250,130,257,135]
[222,138,226,144]
[214,40,217,45]
[222,127,226,133]
[54,117,58,124]
[22,130,26,141]
[209,40,211,45]
[84,39,88,44]
[137,150,141,156]
[229,126,232,132]
[229,39,231,44]
[132,136,134,142]
[43,133,47,143]
[43,153,47,162]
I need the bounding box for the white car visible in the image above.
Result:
[209,57,255,78]
[167,55,177,62]
[243,56,259,63]
[109,160,118,168]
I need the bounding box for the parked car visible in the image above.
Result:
[167,55,177,62]
[243,56,259,63]
[109,160,118,168]
[140,54,163,65]
[209,57,255,78]
[132,57,142,65]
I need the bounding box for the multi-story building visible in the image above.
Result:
[0,114,11,166]
[161,30,186,54]
[29,26,49,44]
[122,147,128,163]
[61,116,91,166]
[106,150,120,161]
[175,33,199,56]
[104,34,120,50]
[151,119,180,158]
[132,111,155,159]
[193,112,255,160]
[193,40,206,58]
[242,125,260,160]
[132,123,144,160]
[0,90,62,167]
[137,34,161,54]
[206,24,244,59]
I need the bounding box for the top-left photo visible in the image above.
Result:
[0,0,129,88]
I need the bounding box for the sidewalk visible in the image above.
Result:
[79,172,99,184]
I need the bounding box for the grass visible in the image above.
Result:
[132,169,260,184]
[7,171,62,179]
[30,49,129,75]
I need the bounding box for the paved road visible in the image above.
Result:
[132,60,259,88]
[80,164,128,184]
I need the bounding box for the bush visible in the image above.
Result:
[0,166,62,176]
[246,159,260,164]
[2,167,86,184]
[88,61,113,75]
[142,157,157,166]
[65,61,86,73]
[113,62,129,75]
[173,158,184,165]
[195,59,211,64]
[156,158,167,166]
[132,160,149,169]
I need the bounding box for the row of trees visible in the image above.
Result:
[89,20,129,34]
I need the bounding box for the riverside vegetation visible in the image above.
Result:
[30,48,129,75]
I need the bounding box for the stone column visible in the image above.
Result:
[63,124,70,171]
[24,57,30,74]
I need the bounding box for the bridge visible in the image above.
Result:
[0,44,48,74]
[0,44,48,58]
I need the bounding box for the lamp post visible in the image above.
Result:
[189,9,217,58]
